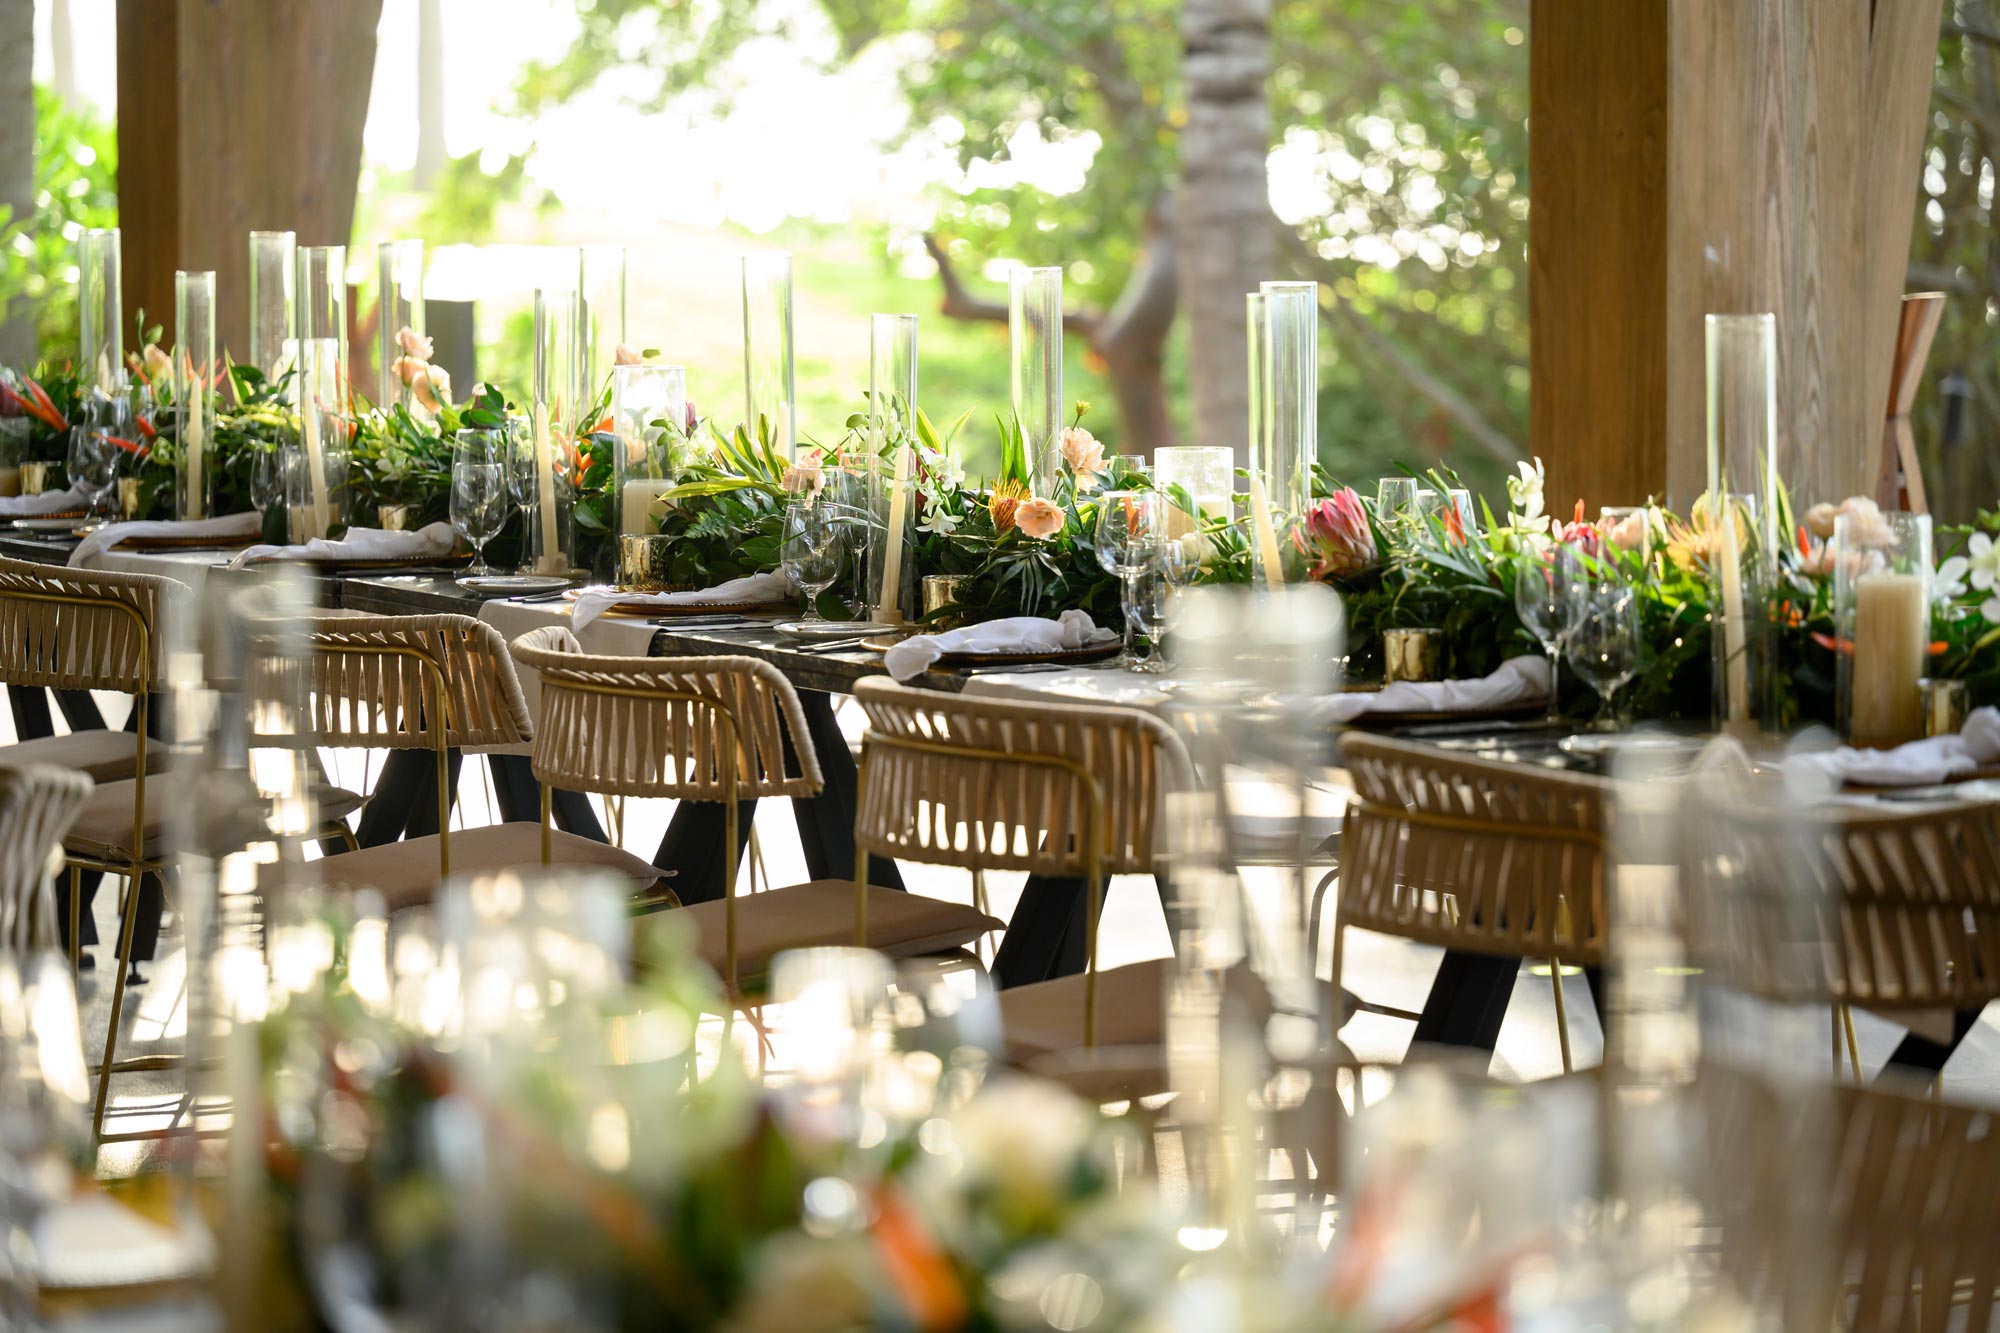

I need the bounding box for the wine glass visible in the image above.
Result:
[249,445,285,522]
[1375,477,1420,522]
[781,500,844,625]
[1513,544,1583,724]
[65,426,117,528]
[1566,580,1640,731]
[1094,489,1166,668]
[449,430,508,576]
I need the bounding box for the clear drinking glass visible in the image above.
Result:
[1095,489,1167,668]
[449,431,507,575]
[66,424,118,527]
[1514,545,1583,724]
[1566,580,1640,730]
[781,500,843,624]
[250,445,285,519]
[1375,477,1420,521]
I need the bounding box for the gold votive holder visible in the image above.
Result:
[921,574,968,630]
[616,534,679,590]
[117,476,142,520]
[1383,627,1442,684]
[18,461,50,496]
[1921,677,1969,739]
[377,503,416,532]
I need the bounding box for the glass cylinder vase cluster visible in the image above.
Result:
[1704,313,1781,734]
[293,245,350,540]
[78,228,123,406]
[174,270,217,521]
[248,230,296,393]
[376,240,424,411]
[1248,282,1318,587]
[1009,265,1063,497]
[865,313,919,626]
[1835,510,1932,749]
[527,288,580,576]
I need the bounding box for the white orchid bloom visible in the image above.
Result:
[918,499,960,536]
[1935,554,1970,606]
[1504,456,1549,534]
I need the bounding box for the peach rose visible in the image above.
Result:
[391,355,424,386]
[411,364,451,412]
[141,343,171,385]
[1013,496,1064,539]
[613,343,643,366]
[1605,510,1648,551]
[394,326,433,361]
[1802,502,1839,540]
[1059,426,1106,489]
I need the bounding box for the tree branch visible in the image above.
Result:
[1091,195,1177,359]
[922,233,1101,335]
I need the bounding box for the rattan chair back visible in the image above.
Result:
[0,764,93,952]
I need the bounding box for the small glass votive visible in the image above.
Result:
[615,534,681,591]
[922,574,968,629]
[20,461,51,496]
[1921,677,1969,739]
[377,504,415,532]
[1383,627,1442,683]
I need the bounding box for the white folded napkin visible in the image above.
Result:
[571,569,794,630]
[1316,655,1551,725]
[69,511,263,567]
[227,520,459,570]
[1782,706,2000,789]
[0,484,88,518]
[885,610,1112,681]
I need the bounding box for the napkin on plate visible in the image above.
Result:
[884,610,1113,681]
[1314,654,1551,726]
[571,569,794,630]
[1782,706,2000,788]
[0,484,89,518]
[227,520,459,570]
[69,510,264,567]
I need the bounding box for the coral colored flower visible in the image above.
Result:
[1059,426,1107,489]
[411,364,451,412]
[613,343,642,366]
[1013,495,1064,539]
[394,326,433,360]
[1294,488,1376,580]
[1605,509,1648,551]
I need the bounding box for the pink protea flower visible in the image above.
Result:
[1294,487,1377,580]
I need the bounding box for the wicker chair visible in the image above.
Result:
[509,628,998,997]
[251,613,668,906]
[1332,733,1609,1071]
[0,763,93,953]
[851,678,1202,1066]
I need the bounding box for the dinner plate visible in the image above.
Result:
[858,634,1122,668]
[12,516,83,532]
[456,573,573,593]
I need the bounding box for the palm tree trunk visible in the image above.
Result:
[1178,0,1273,464]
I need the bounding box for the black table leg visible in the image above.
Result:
[357,749,463,846]
[990,874,1089,988]
[488,754,607,841]
[651,799,757,905]
[400,749,464,841]
[1880,1007,1983,1079]
[793,690,903,889]
[56,689,105,732]
[1410,951,1520,1052]
[9,685,53,740]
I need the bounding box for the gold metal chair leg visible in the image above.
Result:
[1832,1007,1845,1080]
[749,823,766,894]
[1840,1005,1862,1080]
[853,848,869,948]
[1550,957,1574,1075]
[92,868,146,1144]
[540,784,553,866]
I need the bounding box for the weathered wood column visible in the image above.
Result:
[116,0,382,361]
[1532,0,1943,511]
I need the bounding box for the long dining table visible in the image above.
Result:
[4,526,1987,1076]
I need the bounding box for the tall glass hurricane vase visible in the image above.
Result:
[528,288,580,576]
[1009,266,1063,497]
[1835,510,1932,749]
[294,246,348,540]
[579,245,627,405]
[1705,313,1780,734]
[376,240,424,411]
[867,313,919,626]
[610,364,687,537]
[249,230,297,394]
[78,228,122,403]
[174,271,217,521]
[1253,281,1317,588]
[742,252,796,461]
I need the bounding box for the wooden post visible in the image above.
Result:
[116,0,382,362]
[1533,0,1944,512]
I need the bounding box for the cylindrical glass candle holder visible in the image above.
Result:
[248,230,297,394]
[579,244,627,407]
[1835,510,1932,749]
[741,252,796,461]
[1705,314,1780,733]
[78,228,122,401]
[610,363,687,537]
[528,288,579,576]
[294,246,348,541]
[867,313,919,625]
[174,270,217,521]
[1154,445,1235,542]
[1248,280,1312,580]
[376,240,424,411]
[1008,265,1063,496]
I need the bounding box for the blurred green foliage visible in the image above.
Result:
[0,87,119,362]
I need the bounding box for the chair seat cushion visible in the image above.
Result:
[64,777,365,861]
[0,730,165,783]
[666,880,1000,987]
[303,823,669,909]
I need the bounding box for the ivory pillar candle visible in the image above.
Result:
[620,478,672,535]
[299,392,332,540]
[1717,509,1749,724]
[1849,572,1927,747]
[878,440,913,622]
[533,404,562,575]
[1248,473,1286,591]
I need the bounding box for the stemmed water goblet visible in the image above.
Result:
[249,445,285,529]
[781,499,844,628]
[1513,543,1585,724]
[65,425,118,529]
[450,430,508,576]
[1094,489,1167,669]
[1566,576,1640,731]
